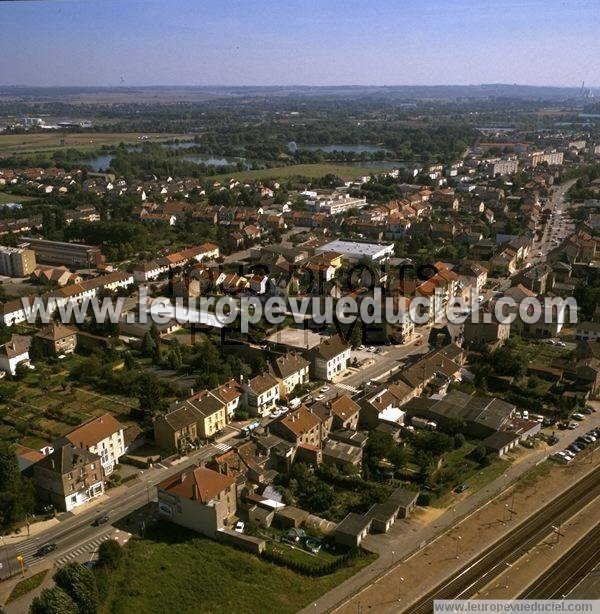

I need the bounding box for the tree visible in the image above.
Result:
[453,433,466,449]
[29,335,46,361]
[124,352,136,370]
[137,373,164,413]
[97,539,123,569]
[53,562,99,614]
[0,443,35,531]
[30,587,78,614]
[471,445,488,463]
[141,331,155,356]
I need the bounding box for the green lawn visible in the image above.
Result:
[431,442,510,508]
[211,162,394,182]
[7,569,48,603]
[0,191,36,204]
[98,522,375,614]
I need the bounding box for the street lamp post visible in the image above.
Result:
[455,535,461,559]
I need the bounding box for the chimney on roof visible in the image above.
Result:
[192,483,199,500]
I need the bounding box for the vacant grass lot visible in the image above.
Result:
[0,132,187,154]
[0,191,36,204]
[431,442,511,508]
[98,522,375,614]
[212,162,393,182]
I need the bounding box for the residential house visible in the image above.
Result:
[308,336,351,381]
[35,323,77,356]
[270,404,322,448]
[213,379,242,421]
[153,405,200,452]
[269,352,310,399]
[157,466,237,538]
[0,337,30,374]
[62,413,125,476]
[33,444,104,512]
[243,372,280,417]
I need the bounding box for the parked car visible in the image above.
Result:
[234,521,245,533]
[454,483,469,493]
[572,413,585,421]
[320,386,330,393]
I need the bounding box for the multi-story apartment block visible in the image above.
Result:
[0,246,36,277]
[62,414,125,475]
[33,444,104,512]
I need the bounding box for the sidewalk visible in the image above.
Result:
[300,412,600,613]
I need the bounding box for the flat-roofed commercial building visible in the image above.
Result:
[19,237,104,268]
[315,239,395,262]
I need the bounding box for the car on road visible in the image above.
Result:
[320,386,330,392]
[367,346,376,352]
[93,514,109,527]
[315,394,325,401]
[454,483,469,493]
[234,521,245,533]
[36,543,57,556]
[556,341,567,347]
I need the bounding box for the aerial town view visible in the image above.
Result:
[0,1,599,613]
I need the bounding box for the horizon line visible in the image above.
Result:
[0,82,598,90]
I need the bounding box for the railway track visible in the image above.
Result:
[402,467,600,613]
[519,523,600,599]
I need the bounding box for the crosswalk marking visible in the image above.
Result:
[213,442,232,453]
[334,382,360,394]
[55,534,113,566]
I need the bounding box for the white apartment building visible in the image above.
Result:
[309,336,351,381]
[63,413,125,475]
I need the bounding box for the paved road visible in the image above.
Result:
[0,443,221,578]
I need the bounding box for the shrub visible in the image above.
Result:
[97,539,123,569]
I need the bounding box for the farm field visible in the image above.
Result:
[0,191,36,204]
[0,132,188,154]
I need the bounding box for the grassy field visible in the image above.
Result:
[98,522,375,614]
[0,132,188,154]
[0,191,36,204]
[432,442,511,508]
[212,162,394,182]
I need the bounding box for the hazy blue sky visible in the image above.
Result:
[1,0,599,87]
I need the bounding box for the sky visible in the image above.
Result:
[1,0,599,87]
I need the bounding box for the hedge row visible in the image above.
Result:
[261,547,362,576]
